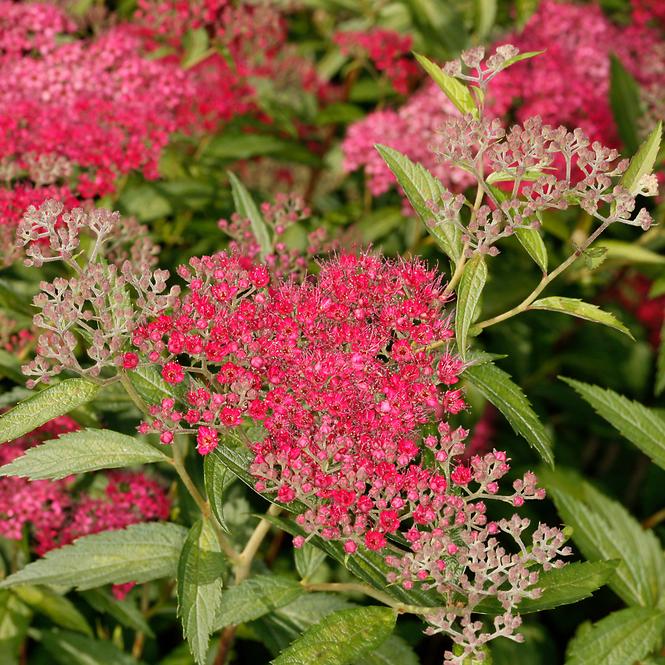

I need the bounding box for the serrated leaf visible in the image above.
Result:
[0,379,99,445]
[12,585,91,636]
[530,297,633,338]
[541,469,665,608]
[456,255,487,360]
[583,246,608,270]
[375,144,462,264]
[295,544,327,581]
[0,523,187,591]
[562,377,665,469]
[272,606,396,665]
[79,589,153,637]
[515,227,547,272]
[204,453,234,533]
[413,53,477,118]
[476,561,618,615]
[228,172,272,259]
[464,362,553,466]
[213,575,304,631]
[595,239,665,265]
[177,519,225,665]
[129,365,175,405]
[565,607,665,665]
[620,121,663,194]
[0,428,169,480]
[38,629,139,665]
[609,55,642,155]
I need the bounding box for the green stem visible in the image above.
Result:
[234,503,282,584]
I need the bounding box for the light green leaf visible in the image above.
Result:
[474,0,496,41]
[38,629,139,665]
[356,635,420,665]
[181,28,211,69]
[456,255,487,360]
[295,544,327,581]
[656,323,665,396]
[0,428,169,480]
[609,55,642,155]
[375,144,462,264]
[204,453,234,533]
[515,227,547,273]
[500,49,545,69]
[272,607,396,665]
[464,362,553,466]
[0,523,188,591]
[228,172,272,259]
[562,377,665,469]
[177,519,225,665]
[0,590,31,664]
[414,53,477,118]
[530,297,633,338]
[0,379,99,445]
[79,589,153,637]
[595,240,665,265]
[213,575,304,631]
[477,561,618,614]
[541,469,665,608]
[565,607,665,665]
[620,121,663,195]
[13,585,91,636]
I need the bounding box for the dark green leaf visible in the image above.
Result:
[0,523,188,591]
[295,544,327,581]
[38,629,138,665]
[272,607,396,665]
[610,55,642,155]
[656,323,665,396]
[0,590,31,664]
[464,362,553,466]
[356,635,420,665]
[79,589,153,637]
[0,379,99,445]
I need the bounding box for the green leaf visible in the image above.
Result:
[375,144,462,264]
[541,469,665,608]
[203,453,234,534]
[455,255,487,360]
[0,590,31,664]
[79,589,153,637]
[609,55,642,155]
[413,53,477,118]
[213,575,304,631]
[129,365,173,405]
[464,362,553,466]
[565,607,665,665]
[228,172,272,259]
[0,523,188,591]
[656,323,665,396]
[295,544,327,581]
[561,377,665,469]
[582,246,608,270]
[474,0,496,40]
[177,519,225,665]
[356,635,420,665]
[0,379,99,445]
[620,121,662,194]
[0,428,169,480]
[181,28,211,69]
[594,240,665,265]
[476,561,618,614]
[530,297,633,339]
[515,227,547,273]
[272,607,396,665]
[38,629,139,665]
[500,49,545,69]
[12,585,91,636]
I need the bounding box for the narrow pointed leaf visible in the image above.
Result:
[12,586,92,636]
[565,607,665,665]
[204,454,234,533]
[272,606,396,665]
[213,575,304,631]
[515,227,547,272]
[375,144,462,264]
[609,55,642,155]
[541,468,665,608]
[530,297,633,338]
[177,519,225,665]
[455,255,487,360]
[464,362,553,466]
[228,172,272,259]
[0,379,99,445]
[0,428,169,480]
[0,523,187,591]
[413,53,477,117]
[38,629,139,665]
[620,121,662,194]
[500,49,545,69]
[561,377,665,469]
[595,239,665,265]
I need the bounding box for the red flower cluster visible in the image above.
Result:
[334,29,419,94]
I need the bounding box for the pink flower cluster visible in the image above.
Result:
[0,417,170,557]
[334,29,419,94]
